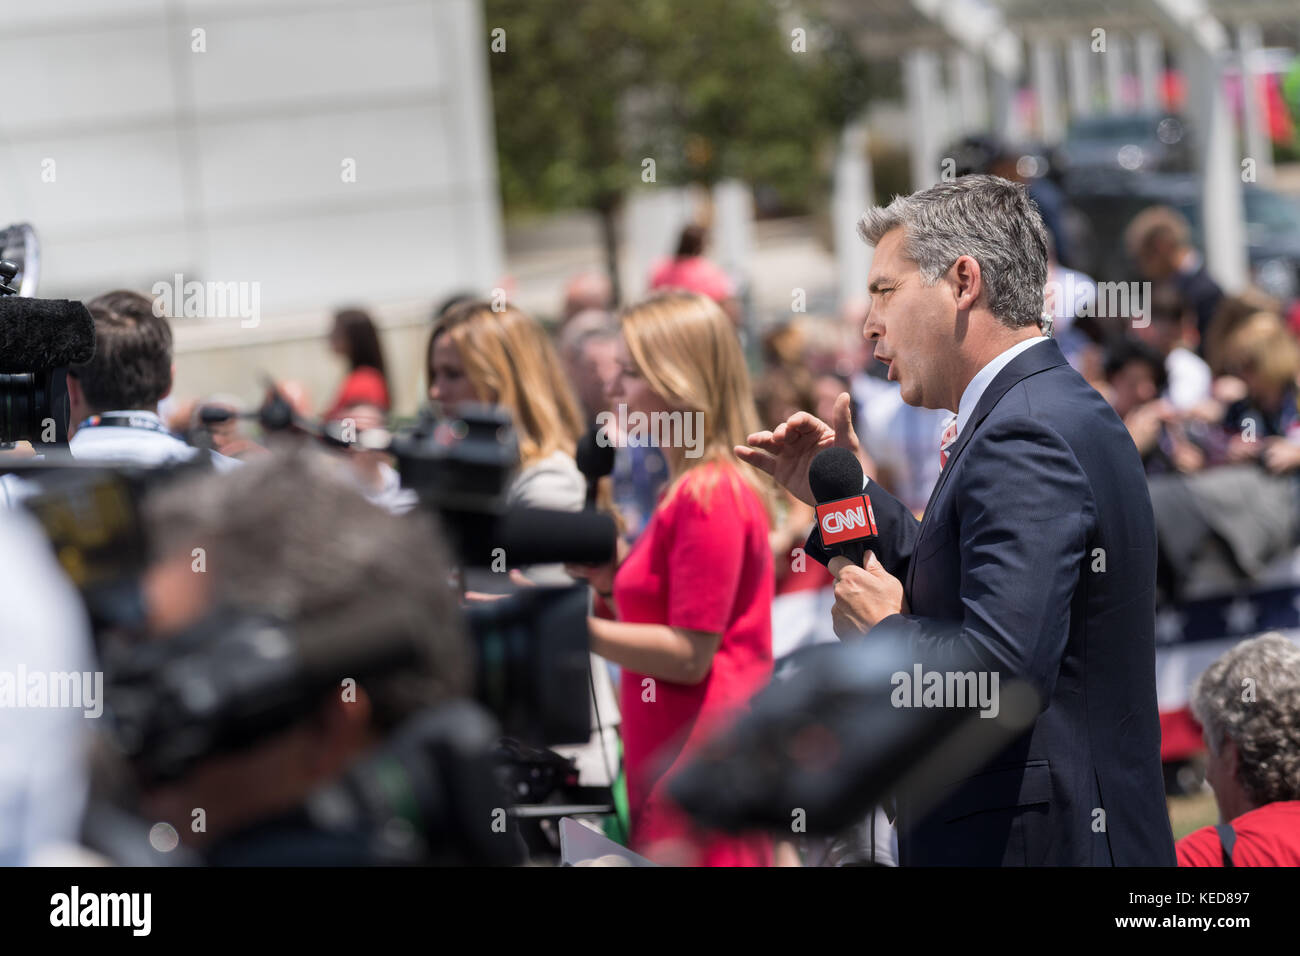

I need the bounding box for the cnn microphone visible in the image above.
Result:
[575,422,616,509]
[809,447,878,567]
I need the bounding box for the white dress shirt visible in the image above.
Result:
[859,337,1050,498]
[954,336,1050,439]
[69,410,239,471]
[2,410,239,509]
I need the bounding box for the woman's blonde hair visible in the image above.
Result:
[618,291,773,519]
[1221,310,1300,398]
[428,302,585,467]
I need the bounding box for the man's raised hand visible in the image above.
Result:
[735,391,860,506]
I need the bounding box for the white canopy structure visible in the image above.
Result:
[823,0,1300,299]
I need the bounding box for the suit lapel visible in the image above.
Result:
[904,338,1069,595]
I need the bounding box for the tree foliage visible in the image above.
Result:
[484,0,874,216]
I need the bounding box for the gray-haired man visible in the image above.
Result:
[741,175,1175,865]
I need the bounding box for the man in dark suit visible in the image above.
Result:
[738,175,1175,866]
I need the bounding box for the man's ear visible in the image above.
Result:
[65,372,83,406]
[950,254,983,311]
[162,364,175,402]
[1221,735,1240,781]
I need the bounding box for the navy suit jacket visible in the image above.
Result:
[808,338,1176,866]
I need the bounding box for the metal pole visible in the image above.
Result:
[1031,36,1064,143]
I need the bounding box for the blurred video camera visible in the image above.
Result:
[181,396,614,743]
[0,223,96,445]
[195,390,616,571]
[92,602,521,865]
[9,353,613,863]
[17,436,600,750]
[16,453,593,864]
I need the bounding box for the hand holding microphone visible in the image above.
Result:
[809,446,907,639]
[827,552,907,640]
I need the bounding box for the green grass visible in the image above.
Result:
[1168,789,1220,840]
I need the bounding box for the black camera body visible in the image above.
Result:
[0,225,96,445]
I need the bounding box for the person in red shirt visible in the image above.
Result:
[1176,633,1300,866]
[649,224,738,324]
[569,291,775,866]
[325,308,391,420]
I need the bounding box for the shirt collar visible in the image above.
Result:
[99,409,163,422]
[955,336,1049,438]
[73,409,168,437]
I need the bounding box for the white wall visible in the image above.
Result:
[0,0,504,414]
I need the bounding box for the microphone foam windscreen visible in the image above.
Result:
[0,297,96,372]
[808,447,865,504]
[575,423,616,481]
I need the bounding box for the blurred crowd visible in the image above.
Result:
[2,192,1299,869]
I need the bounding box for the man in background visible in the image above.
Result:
[66,290,237,470]
[1126,206,1224,352]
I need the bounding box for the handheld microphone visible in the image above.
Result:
[575,423,615,509]
[809,447,878,567]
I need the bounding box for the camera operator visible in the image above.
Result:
[66,290,237,470]
[106,446,475,862]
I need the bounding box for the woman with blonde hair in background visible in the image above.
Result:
[568,290,775,866]
[428,301,587,515]
[428,301,624,804]
[1218,310,1300,474]
[428,301,588,583]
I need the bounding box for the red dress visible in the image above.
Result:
[613,464,774,866]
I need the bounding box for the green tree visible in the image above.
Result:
[484,0,871,304]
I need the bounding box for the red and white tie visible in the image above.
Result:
[938,415,958,470]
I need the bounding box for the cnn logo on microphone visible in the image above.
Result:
[815,495,878,545]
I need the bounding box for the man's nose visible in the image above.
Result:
[862,313,883,341]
